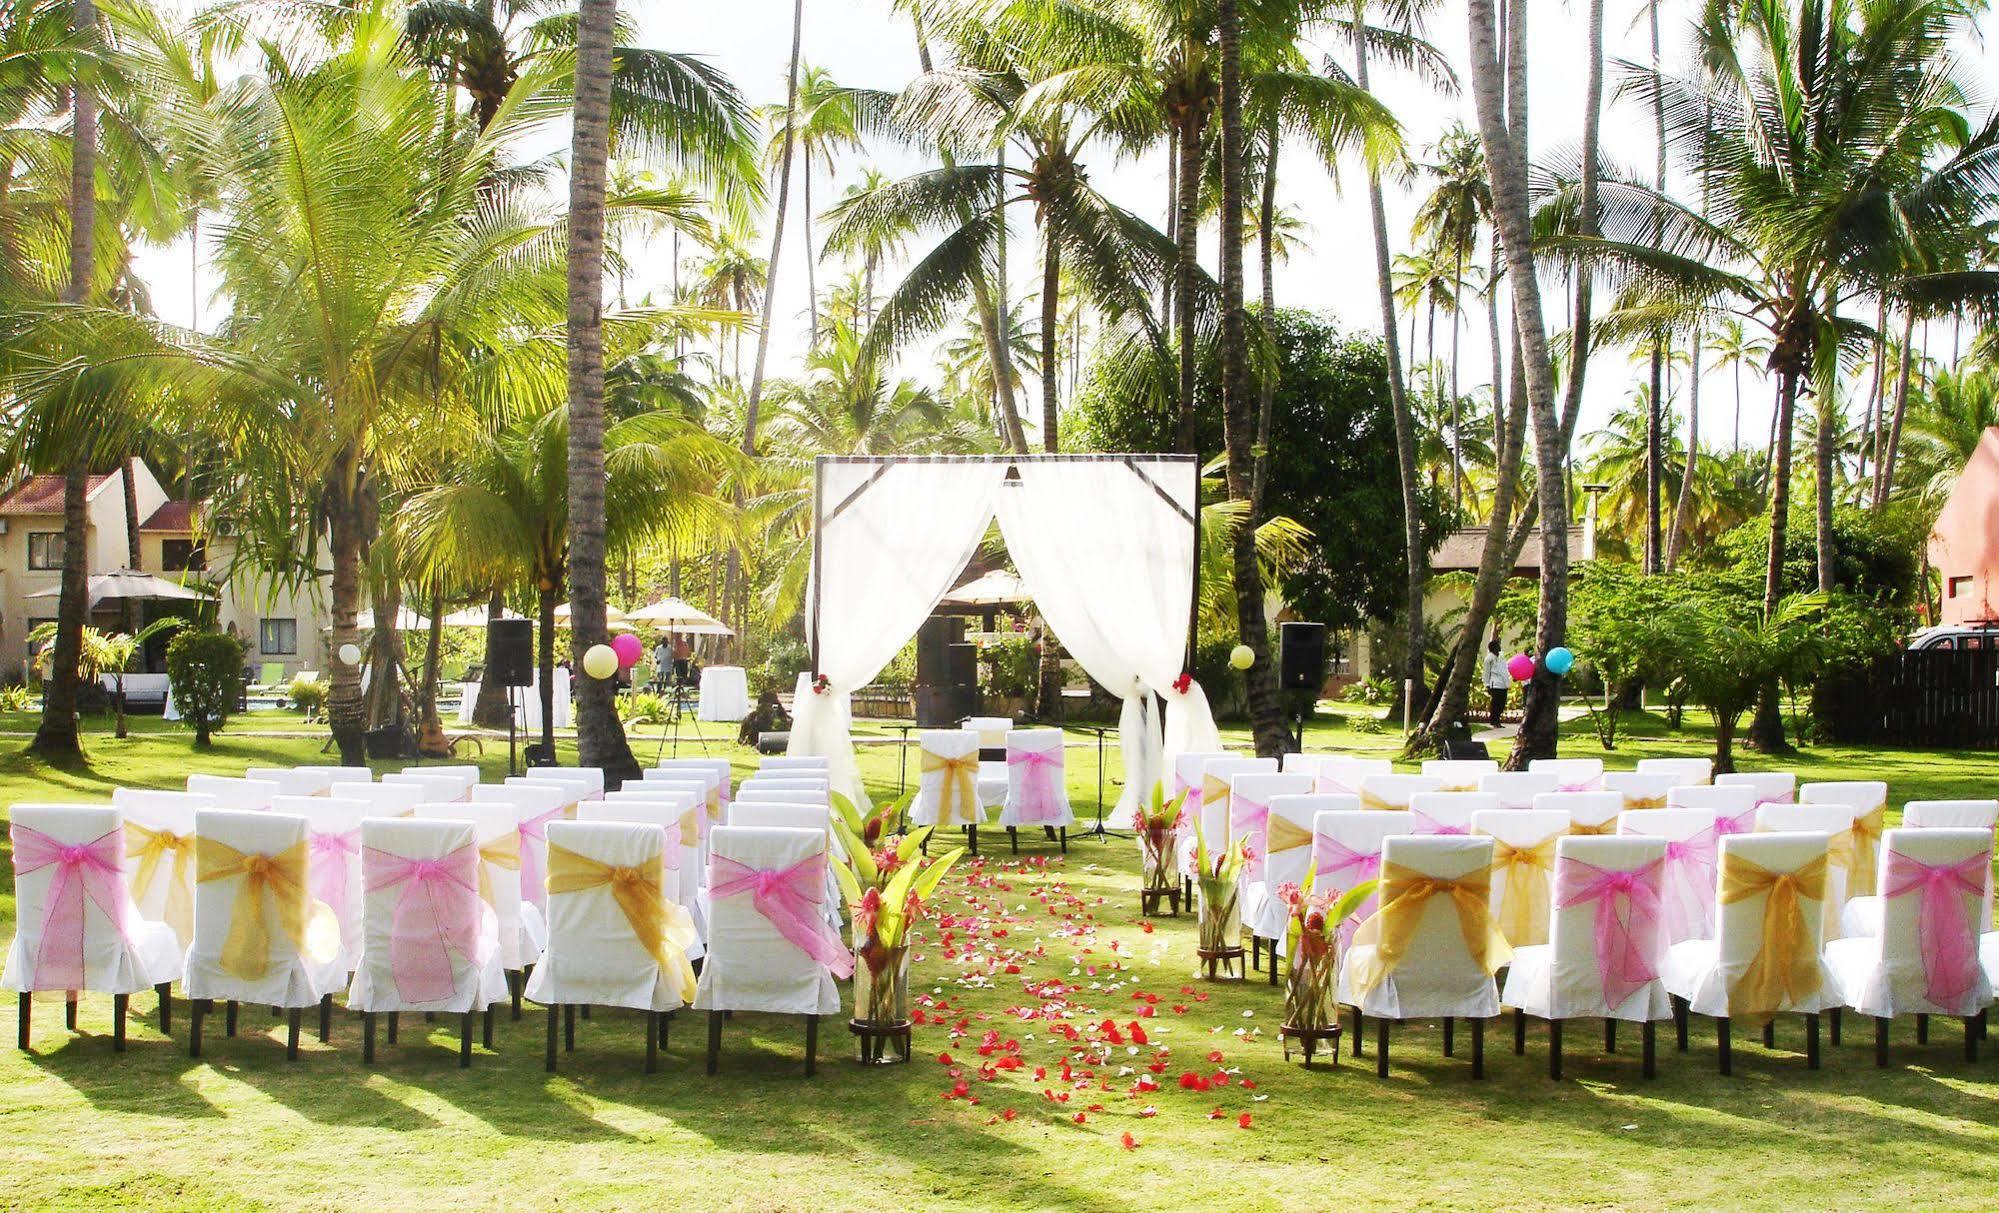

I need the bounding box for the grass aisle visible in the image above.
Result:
[0,708,1995,1209]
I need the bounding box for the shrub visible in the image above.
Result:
[289,675,327,717]
[167,630,245,746]
[618,691,669,724]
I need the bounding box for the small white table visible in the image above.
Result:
[697,665,750,722]
[457,668,571,730]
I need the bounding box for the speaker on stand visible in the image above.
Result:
[489,618,534,776]
[1279,622,1328,751]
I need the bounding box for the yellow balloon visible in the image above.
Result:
[1229,644,1255,670]
[582,643,619,680]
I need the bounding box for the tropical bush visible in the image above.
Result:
[166,631,246,747]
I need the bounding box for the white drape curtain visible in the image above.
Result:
[787,462,1006,804]
[995,461,1221,826]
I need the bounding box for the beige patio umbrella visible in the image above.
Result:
[625,596,735,635]
[552,602,629,627]
[437,604,527,627]
[940,569,1030,606]
[28,569,215,609]
[355,605,434,630]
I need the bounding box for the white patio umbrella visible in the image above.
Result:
[27,569,214,608]
[438,604,527,627]
[625,596,735,635]
[940,569,1030,606]
[552,602,629,627]
[355,605,433,630]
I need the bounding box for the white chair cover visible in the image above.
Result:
[346,817,505,1015]
[3,804,182,995]
[1602,771,1682,811]
[693,826,844,1016]
[654,758,734,810]
[1478,771,1558,810]
[1170,750,1232,826]
[245,767,335,798]
[1716,771,1796,808]
[1504,835,1672,1022]
[1618,808,1725,946]
[731,804,827,831]
[1756,803,1860,941]
[1904,800,1999,830]
[413,802,531,971]
[1230,772,1311,938]
[910,730,991,828]
[577,798,704,951]
[1184,757,1278,877]
[1422,759,1498,792]
[523,821,693,1012]
[1278,752,1321,776]
[187,775,281,811]
[739,783,831,806]
[740,776,830,793]
[1357,773,1444,812]
[277,794,372,971]
[479,782,576,922]
[1310,807,1402,947]
[1825,828,1994,1019]
[1529,758,1604,793]
[1309,757,1393,797]
[1408,792,1495,836]
[1668,784,1761,835]
[1637,757,1712,786]
[382,772,471,805]
[1000,729,1074,829]
[1337,835,1504,1020]
[523,767,606,802]
[1473,808,1568,949]
[1536,791,1624,835]
[1246,793,1333,941]
[184,808,344,1007]
[401,765,481,793]
[292,766,374,786]
[113,788,213,950]
[1661,832,1842,1020]
[644,766,726,831]
[759,756,829,774]
[343,782,423,817]
[964,715,1013,750]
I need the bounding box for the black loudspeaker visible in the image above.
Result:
[1443,738,1491,761]
[1279,622,1328,694]
[488,618,534,688]
[916,616,965,684]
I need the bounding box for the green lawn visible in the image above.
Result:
[0,705,1995,1210]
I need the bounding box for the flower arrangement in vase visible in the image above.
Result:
[831,792,965,1062]
[1135,781,1187,915]
[1193,830,1249,980]
[1276,870,1377,1067]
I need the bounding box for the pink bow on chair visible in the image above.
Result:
[1713,807,1758,837]
[710,853,854,978]
[1661,829,1719,942]
[1231,798,1270,877]
[515,804,572,907]
[363,845,483,1003]
[1008,749,1065,824]
[10,824,131,990]
[1556,856,1664,1009]
[308,828,362,927]
[1310,836,1382,944]
[1882,850,1987,1009]
[1410,810,1468,836]
[1556,780,1600,794]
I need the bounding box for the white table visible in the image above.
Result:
[457,668,571,730]
[697,665,750,722]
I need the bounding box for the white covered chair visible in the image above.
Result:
[1905,800,1999,830]
[1478,771,1558,810]
[382,771,471,805]
[653,758,733,823]
[1357,773,1444,812]
[1173,749,1233,809]
[400,764,481,794]
[1422,759,1498,792]
[292,765,374,787]
[998,728,1074,851]
[1230,772,1312,976]
[476,782,574,918]
[1529,758,1604,793]
[1637,757,1712,786]
[1337,834,1510,1077]
[187,774,280,811]
[413,802,533,1001]
[694,825,850,1075]
[1603,771,1680,811]
[759,756,829,774]
[276,794,372,973]
[1661,832,1842,1073]
[343,781,422,817]
[1618,808,1724,946]
[349,817,506,1067]
[5,804,182,1050]
[581,794,705,948]
[1757,803,1863,941]
[964,715,1012,806]
[1473,808,1569,950]
[185,808,346,1059]
[1310,757,1394,797]
[1800,781,1889,899]
[1408,792,1494,836]
[245,767,335,798]
[1825,828,1994,1065]
[114,788,213,951]
[1183,757,1278,884]
[1537,790,1624,836]
[1502,834,1672,1079]
[1310,806,1401,952]
[1716,771,1796,808]
[738,781,830,805]
[1245,793,1334,955]
[524,767,606,804]
[1668,783,1761,837]
[910,730,989,850]
[527,820,696,1074]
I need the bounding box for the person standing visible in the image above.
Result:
[671,633,694,686]
[650,635,672,691]
[1481,635,1511,727]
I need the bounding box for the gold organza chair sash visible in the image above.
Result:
[1349,860,1512,997]
[1488,835,1558,948]
[196,837,310,981]
[923,750,981,826]
[545,842,697,992]
[1842,804,1885,898]
[1265,815,1314,856]
[1720,852,1828,1022]
[476,831,522,909]
[1622,795,1667,810]
[126,821,197,941]
[1569,819,1619,836]
[1358,788,1398,811]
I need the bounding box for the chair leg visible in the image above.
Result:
[1442,1016,1454,1058]
[319,994,332,1043]
[1917,1013,1930,1045]
[286,1007,302,1061]
[967,825,978,857]
[385,1011,398,1044]
[805,1013,820,1077]
[483,1004,495,1050]
[1471,1016,1485,1079]
[459,1011,473,1068]
[509,970,523,1021]
[1762,1020,1776,1049]
[1550,1018,1563,1081]
[157,983,173,1035]
[545,1003,559,1073]
[1672,995,1689,1051]
[1008,826,1018,855]
[1059,827,1067,854]
[1514,1008,1526,1056]
[1604,1017,1616,1054]
[1875,1016,1891,1067]
[1642,1020,1657,1079]
[225,1000,238,1038]
[1967,1014,1980,1063]
[188,998,204,1059]
[705,1009,722,1075]
[362,1012,377,1065]
[113,994,128,1053]
[1352,1007,1366,1058]
[1806,1012,1820,1070]
[17,992,29,1051]
[1830,1006,1842,1046]
[646,1010,659,1075]
[65,994,77,1032]
[564,1004,576,1053]
[1268,941,1280,987]
[1718,1017,1732,1076]
[1376,1017,1390,1079]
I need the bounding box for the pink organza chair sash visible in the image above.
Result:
[1310,835,1382,943]
[710,853,855,978]
[1555,855,1664,1008]
[1232,798,1270,877]
[1882,849,1986,1008]
[1410,810,1468,836]
[1713,807,1758,836]
[1661,828,1719,941]
[1556,780,1599,794]
[363,843,484,1003]
[1755,791,1794,807]
[516,804,571,905]
[1008,748,1064,823]
[10,824,130,989]
[308,827,362,927]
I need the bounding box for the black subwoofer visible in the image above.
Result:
[488,618,534,688]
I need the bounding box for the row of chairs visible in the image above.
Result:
[907,727,1075,853]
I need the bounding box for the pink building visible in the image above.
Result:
[1929,427,1999,626]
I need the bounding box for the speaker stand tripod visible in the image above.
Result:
[506,686,521,777]
[651,680,708,763]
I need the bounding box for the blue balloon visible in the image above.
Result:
[1544,646,1575,677]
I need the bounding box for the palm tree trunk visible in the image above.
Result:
[1354,25,1429,723]
[1814,321,1836,594]
[1747,363,1799,753]
[803,144,819,349]
[1162,142,1176,327]
[1666,329,1701,569]
[118,457,140,635]
[325,479,369,766]
[365,579,406,733]
[417,584,448,757]
[1646,343,1663,572]
[741,0,805,455]
[1859,297,1886,491]
[1252,121,1279,510]
[473,590,511,727]
[566,0,640,785]
[1040,225,1061,451]
[1450,243,1465,512]
[1173,113,1205,455]
[32,0,99,760]
[1876,307,1916,510]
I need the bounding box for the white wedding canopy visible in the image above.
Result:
[788,455,1223,823]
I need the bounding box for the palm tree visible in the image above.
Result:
[741,0,806,459]
[766,319,994,456]
[1897,366,1999,503]
[689,223,766,378]
[1705,316,1770,452]
[764,64,860,349]
[1411,121,1489,420]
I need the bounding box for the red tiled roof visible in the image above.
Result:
[0,473,113,515]
[140,501,200,533]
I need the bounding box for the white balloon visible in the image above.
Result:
[582,643,619,680]
[337,643,363,666]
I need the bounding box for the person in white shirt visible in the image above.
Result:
[1480,635,1512,726]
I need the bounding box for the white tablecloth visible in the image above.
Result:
[457,668,571,730]
[697,665,749,722]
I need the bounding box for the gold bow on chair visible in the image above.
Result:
[1487,834,1559,948]
[545,842,696,993]
[1623,795,1667,810]
[705,787,724,823]
[196,838,310,981]
[1265,815,1314,856]
[1201,774,1230,812]
[679,806,701,849]
[126,821,197,944]
[1357,788,1398,811]
[1348,861,1512,997]
[1720,852,1827,1023]
[476,831,522,908]
[1841,804,1885,898]
[1569,819,1620,837]
[923,750,982,826]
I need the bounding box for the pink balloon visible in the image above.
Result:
[1507,653,1535,683]
[611,632,644,668]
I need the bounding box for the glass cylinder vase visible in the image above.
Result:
[854,944,911,1028]
[1283,932,1338,1031]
